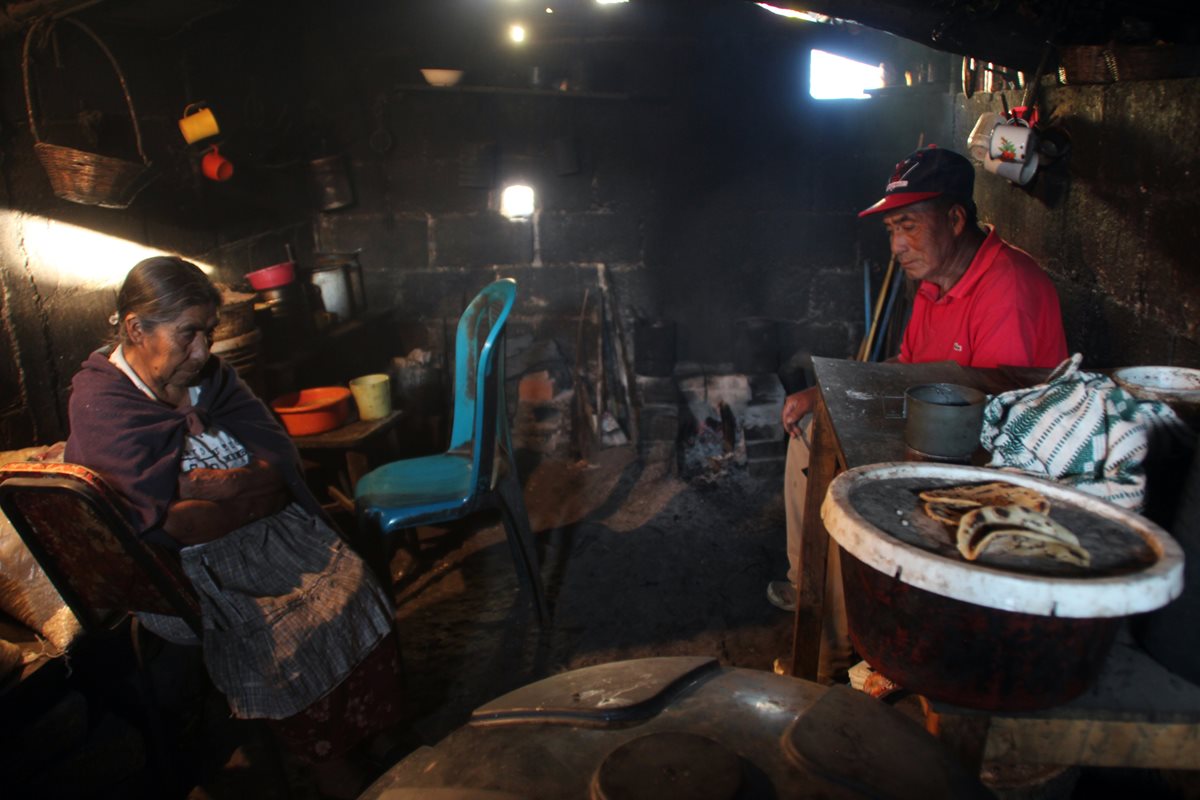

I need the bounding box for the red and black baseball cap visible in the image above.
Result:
[858,145,975,218]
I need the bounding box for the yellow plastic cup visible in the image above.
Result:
[349,374,392,421]
[178,103,220,144]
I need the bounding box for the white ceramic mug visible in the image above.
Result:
[989,149,1040,185]
[967,112,1005,162]
[989,119,1036,164]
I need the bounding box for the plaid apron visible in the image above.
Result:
[172,504,394,719]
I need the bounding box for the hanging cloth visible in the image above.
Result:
[981,353,1193,511]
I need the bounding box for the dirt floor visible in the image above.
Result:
[183,444,795,798]
[178,445,1199,799]
[391,446,793,743]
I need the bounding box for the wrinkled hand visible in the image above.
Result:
[178,459,281,501]
[781,387,816,439]
[167,459,289,544]
[164,487,289,545]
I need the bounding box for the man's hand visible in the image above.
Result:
[782,387,817,439]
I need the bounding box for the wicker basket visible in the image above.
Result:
[22,19,153,209]
[1057,45,1116,85]
[1110,44,1200,81]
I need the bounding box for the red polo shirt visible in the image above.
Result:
[899,228,1067,369]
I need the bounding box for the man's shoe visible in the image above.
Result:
[766,581,797,612]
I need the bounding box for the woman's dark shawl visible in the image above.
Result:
[65,351,322,545]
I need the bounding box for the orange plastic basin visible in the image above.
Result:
[270,386,351,436]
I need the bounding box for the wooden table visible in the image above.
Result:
[789,357,1001,681]
[787,356,1200,771]
[291,410,404,508]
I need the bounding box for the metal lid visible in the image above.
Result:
[361,659,989,800]
[591,732,742,800]
[822,463,1184,618]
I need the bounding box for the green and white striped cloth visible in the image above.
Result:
[981,353,1192,511]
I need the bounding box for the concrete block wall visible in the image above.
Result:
[295,5,955,465]
[0,0,954,452]
[956,79,1200,368]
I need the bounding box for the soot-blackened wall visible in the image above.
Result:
[0,0,949,451]
[958,81,1200,368]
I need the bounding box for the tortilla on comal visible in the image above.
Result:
[955,504,1090,567]
[919,481,1050,514]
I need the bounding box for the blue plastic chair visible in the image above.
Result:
[354,279,549,624]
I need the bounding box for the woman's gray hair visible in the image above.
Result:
[115,256,221,343]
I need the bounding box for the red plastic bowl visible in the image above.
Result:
[246,260,296,291]
[270,386,351,436]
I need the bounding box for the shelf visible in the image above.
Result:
[393,83,636,101]
[864,83,951,98]
[262,309,395,372]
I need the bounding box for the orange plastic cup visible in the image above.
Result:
[201,146,233,182]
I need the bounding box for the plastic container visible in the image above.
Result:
[349,374,392,421]
[246,261,296,291]
[270,387,351,436]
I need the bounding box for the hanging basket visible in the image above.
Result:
[1056,45,1116,85]
[1109,44,1200,82]
[22,19,154,209]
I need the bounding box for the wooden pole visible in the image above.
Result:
[857,255,896,362]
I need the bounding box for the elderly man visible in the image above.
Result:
[767,146,1068,680]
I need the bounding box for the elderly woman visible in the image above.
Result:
[64,256,403,790]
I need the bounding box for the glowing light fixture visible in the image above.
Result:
[500,185,535,220]
[756,3,830,23]
[596,0,630,4]
[509,23,527,43]
[545,7,554,13]
[809,49,882,100]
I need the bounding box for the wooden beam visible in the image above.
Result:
[747,0,1050,69]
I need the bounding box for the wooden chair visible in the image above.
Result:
[0,460,407,762]
[0,461,201,635]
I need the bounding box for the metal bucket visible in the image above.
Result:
[315,253,366,316]
[903,383,986,460]
[309,263,353,321]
